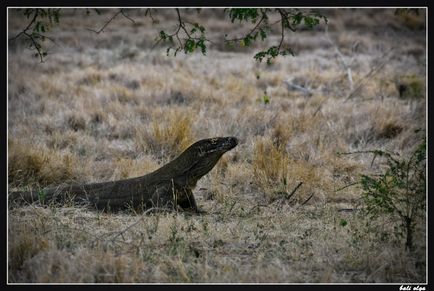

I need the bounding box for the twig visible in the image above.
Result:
[9,9,39,41]
[87,9,136,34]
[344,62,386,102]
[225,12,267,42]
[175,8,190,38]
[265,8,296,59]
[337,208,361,213]
[286,181,303,201]
[335,182,359,192]
[87,9,122,34]
[276,8,296,32]
[312,101,325,116]
[8,9,52,63]
[344,48,394,102]
[338,149,400,168]
[337,149,399,157]
[154,8,214,53]
[23,32,45,62]
[144,8,156,23]
[120,9,135,24]
[247,203,269,214]
[90,207,171,247]
[324,25,354,92]
[300,193,315,206]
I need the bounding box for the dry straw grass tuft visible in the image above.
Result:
[136,109,196,159]
[8,139,86,188]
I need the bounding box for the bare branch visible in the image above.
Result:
[87,9,122,34]
[23,31,45,63]
[144,8,157,23]
[176,8,193,40]
[286,181,303,201]
[120,9,136,24]
[277,12,285,51]
[335,182,359,192]
[300,193,315,206]
[89,207,172,247]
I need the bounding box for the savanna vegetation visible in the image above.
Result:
[8,8,426,283]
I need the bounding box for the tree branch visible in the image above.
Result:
[23,31,44,62]
[120,9,135,24]
[9,9,39,42]
[87,10,121,33]
[144,8,157,23]
[277,11,285,52]
[225,13,267,42]
[87,9,136,34]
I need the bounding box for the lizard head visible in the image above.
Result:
[194,136,238,157]
[170,137,238,185]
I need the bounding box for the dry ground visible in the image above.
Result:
[7,8,426,283]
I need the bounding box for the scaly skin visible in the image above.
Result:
[8,137,238,212]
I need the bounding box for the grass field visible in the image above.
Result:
[7,8,426,283]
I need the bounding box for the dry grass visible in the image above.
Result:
[8,138,87,189]
[7,8,426,283]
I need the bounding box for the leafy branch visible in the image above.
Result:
[155,8,212,57]
[9,8,61,62]
[223,8,327,64]
[224,8,271,44]
[11,8,328,63]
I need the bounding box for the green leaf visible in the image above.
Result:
[159,30,167,40]
[228,8,259,23]
[54,11,60,23]
[35,21,41,32]
[184,38,196,53]
[38,190,46,203]
[339,219,347,227]
[262,94,270,104]
[259,28,267,41]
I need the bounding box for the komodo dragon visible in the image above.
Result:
[8,137,238,213]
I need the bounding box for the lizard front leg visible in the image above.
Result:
[177,188,206,214]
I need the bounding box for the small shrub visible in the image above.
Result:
[395,75,425,99]
[8,228,50,272]
[359,131,426,250]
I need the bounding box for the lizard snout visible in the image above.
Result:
[226,136,238,149]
